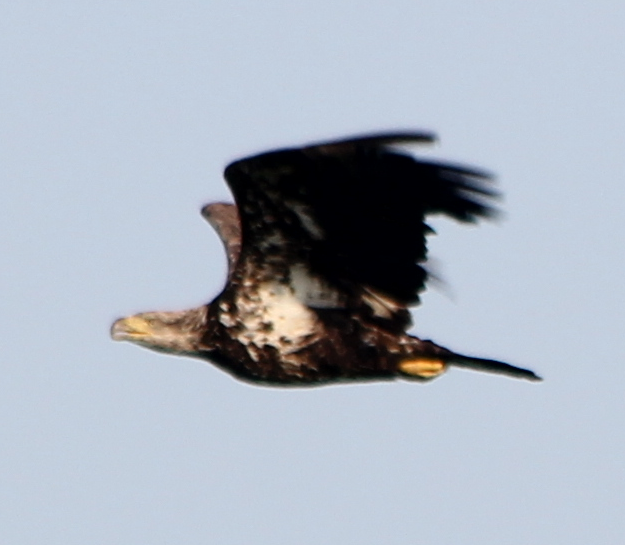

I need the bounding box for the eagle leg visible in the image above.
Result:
[398,358,448,379]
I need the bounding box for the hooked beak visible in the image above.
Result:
[110,316,153,341]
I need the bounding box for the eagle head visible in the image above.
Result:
[110,307,208,357]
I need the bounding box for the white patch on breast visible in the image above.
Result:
[219,264,344,367]
[229,278,318,353]
[257,281,317,339]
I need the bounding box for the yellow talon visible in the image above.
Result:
[398,358,447,378]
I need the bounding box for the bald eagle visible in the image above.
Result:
[111,132,540,385]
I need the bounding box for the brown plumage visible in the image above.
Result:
[111,132,540,386]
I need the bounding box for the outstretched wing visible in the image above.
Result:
[223,131,497,307]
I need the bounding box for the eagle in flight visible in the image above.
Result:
[111,132,540,386]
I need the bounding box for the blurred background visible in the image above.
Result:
[2,1,624,543]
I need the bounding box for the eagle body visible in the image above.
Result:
[202,274,441,385]
[111,132,540,386]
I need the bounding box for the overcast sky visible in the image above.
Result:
[2,2,625,544]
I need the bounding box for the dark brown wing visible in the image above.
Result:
[223,131,497,306]
[201,203,242,275]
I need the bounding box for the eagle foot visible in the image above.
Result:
[398,358,447,379]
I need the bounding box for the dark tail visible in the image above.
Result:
[448,355,542,381]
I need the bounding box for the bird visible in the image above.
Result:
[111,131,540,386]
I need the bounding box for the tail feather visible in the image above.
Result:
[449,355,541,381]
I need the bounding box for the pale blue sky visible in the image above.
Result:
[2,2,625,543]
